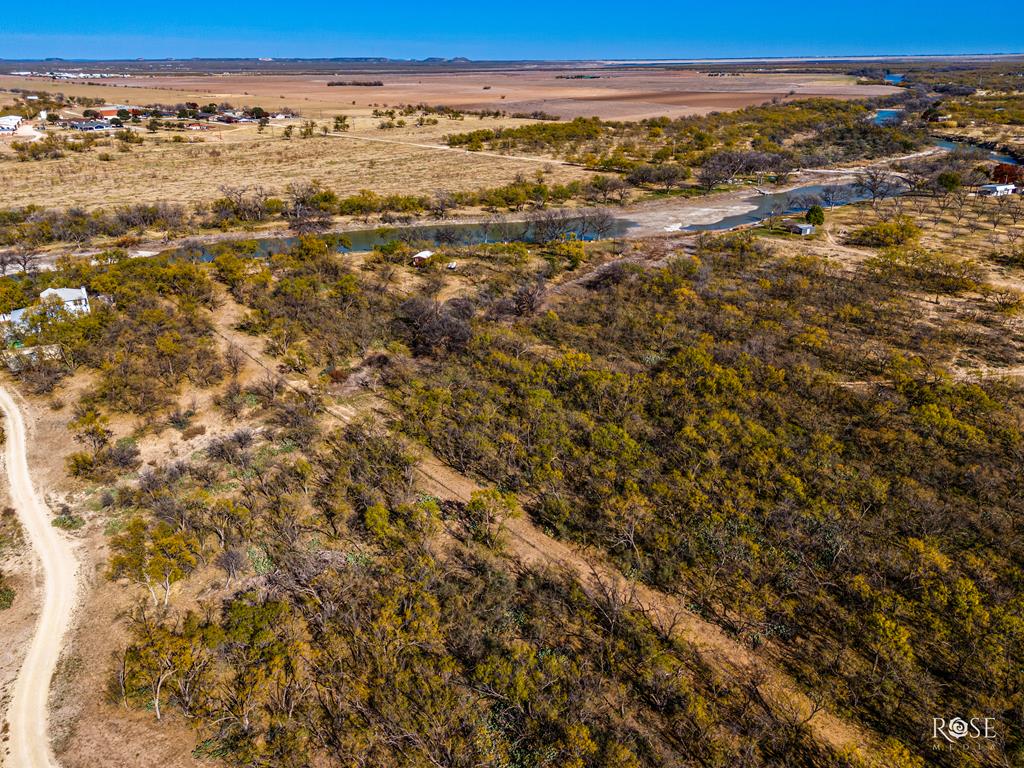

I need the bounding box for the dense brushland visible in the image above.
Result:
[2,64,1024,767]
[389,234,1024,760]
[5,153,1023,765]
[445,98,927,172]
[0,242,854,768]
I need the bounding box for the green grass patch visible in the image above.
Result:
[53,513,85,530]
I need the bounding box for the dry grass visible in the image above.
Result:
[825,193,1024,261]
[0,121,595,211]
[0,68,899,212]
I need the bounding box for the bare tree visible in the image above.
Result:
[429,190,457,219]
[512,276,546,316]
[854,168,900,215]
[819,184,849,210]
[529,209,576,243]
[1005,198,1024,227]
[14,248,39,274]
[697,152,737,190]
[217,185,270,222]
[285,181,334,234]
[215,547,248,586]
[764,201,786,231]
[580,208,617,239]
[225,344,246,378]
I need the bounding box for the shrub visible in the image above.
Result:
[849,215,921,247]
[66,451,96,477]
[182,424,207,440]
[865,247,986,294]
[53,512,85,530]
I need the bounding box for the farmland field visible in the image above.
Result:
[0,68,899,120]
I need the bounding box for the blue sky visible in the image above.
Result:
[1,1,1020,60]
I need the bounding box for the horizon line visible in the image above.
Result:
[1,52,1023,64]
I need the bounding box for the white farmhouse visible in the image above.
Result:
[40,286,91,316]
[1,287,91,332]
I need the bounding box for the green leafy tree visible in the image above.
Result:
[805,204,825,225]
[109,517,199,607]
[70,407,112,455]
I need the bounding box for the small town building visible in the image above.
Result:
[94,105,131,118]
[69,120,113,131]
[979,183,1016,197]
[0,115,23,132]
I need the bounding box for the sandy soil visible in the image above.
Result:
[0,386,80,768]
[0,491,38,764]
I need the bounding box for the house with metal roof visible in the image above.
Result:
[1,287,91,334]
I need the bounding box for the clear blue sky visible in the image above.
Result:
[1,1,1020,60]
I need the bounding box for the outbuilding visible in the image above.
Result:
[784,221,816,236]
[979,183,1016,197]
[2,287,92,333]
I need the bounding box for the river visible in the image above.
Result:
[171,136,1020,259]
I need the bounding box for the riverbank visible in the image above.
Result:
[33,144,954,267]
[931,132,1024,164]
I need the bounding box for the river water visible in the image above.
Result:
[175,136,1021,258]
[931,138,1021,166]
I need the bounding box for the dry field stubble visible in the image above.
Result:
[0,121,595,211]
[1,69,898,120]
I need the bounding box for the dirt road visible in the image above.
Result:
[1,386,78,768]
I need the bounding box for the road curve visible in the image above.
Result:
[1,385,77,768]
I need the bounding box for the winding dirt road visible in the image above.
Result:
[1,386,77,768]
